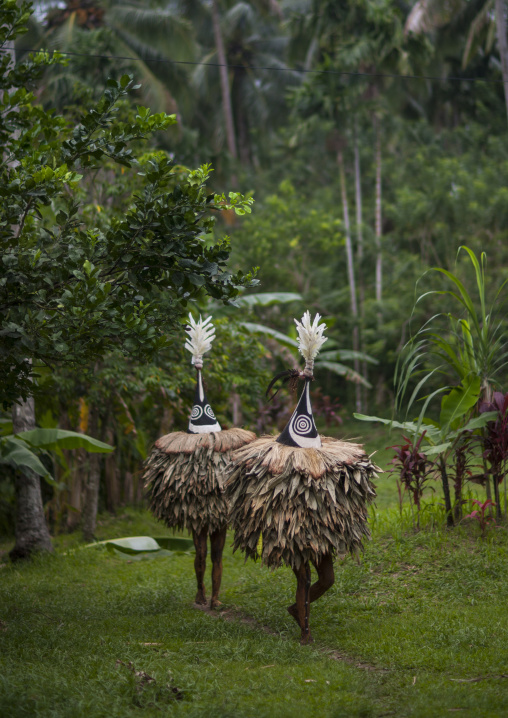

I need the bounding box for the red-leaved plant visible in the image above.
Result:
[388,432,433,529]
[478,392,508,519]
[464,499,497,538]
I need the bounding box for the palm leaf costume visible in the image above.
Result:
[225,312,379,641]
[144,314,256,535]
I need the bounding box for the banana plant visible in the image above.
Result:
[0,428,113,487]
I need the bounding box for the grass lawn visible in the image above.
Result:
[1,424,507,717]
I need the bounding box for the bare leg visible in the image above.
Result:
[309,553,335,602]
[288,553,334,634]
[288,561,313,644]
[192,527,208,605]
[210,526,227,609]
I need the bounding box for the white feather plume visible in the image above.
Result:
[294,311,327,372]
[184,314,216,367]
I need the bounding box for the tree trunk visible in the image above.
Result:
[82,404,101,542]
[337,149,361,413]
[236,78,251,166]
[9,398,54,560]
[6,44,53,561]
[453,480,462,523]
[354,124,366,411]
[66,466,82,532]
[495,0,508,124]
[211,0,237,164]
[105,453,118,513]
[439,457,454,528]
[374,114,383,312]
[493,474,502,520]
[231,389,243,426]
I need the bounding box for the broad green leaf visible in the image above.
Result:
[439,376,481,432]
[353,413,441,439]
[353,413,418,433]
[86,535,194,559]
[424,442,452,456]
[318,350,378,365]
[236,292,302,307]
[447,412,498,439]
[315,361,371,387]
[104,536,161,553]
[154,536,194,551]
[0,437,55,484]
[17,428,114,453]
[240,322,298,349]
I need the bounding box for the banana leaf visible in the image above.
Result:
[17,428,114,453]
[86,535,194,559]
[236,292,302,307]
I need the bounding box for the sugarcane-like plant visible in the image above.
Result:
[478,392,508,519]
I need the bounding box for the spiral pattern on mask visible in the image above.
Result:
[291,414,312,435]
[190,405,203,420]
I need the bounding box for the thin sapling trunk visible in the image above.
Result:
[374,114,382,314]
[354,123,367,411]
[439,456,454,527]
[337,148,361,413]
[82,404,101,542]
[211,0,238,168]
[495,0,508,125]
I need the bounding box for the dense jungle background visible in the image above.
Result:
[2,2,508,717]
[4,0,508,539]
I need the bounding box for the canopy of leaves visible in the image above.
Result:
[0,0,255,407]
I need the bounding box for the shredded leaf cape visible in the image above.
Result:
[144,428,256,534]
[225,435,379,569]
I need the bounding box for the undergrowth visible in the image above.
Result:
[1,423,507,717]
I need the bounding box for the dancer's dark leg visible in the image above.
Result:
[288,553,334,629]
[288,561,313,644]
[210,526,227,609]
[309,553,335,602]
[192,527,208,604]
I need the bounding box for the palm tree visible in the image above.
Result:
[19,0,198,114]
[404,0,508,125]
[191,0,299,168]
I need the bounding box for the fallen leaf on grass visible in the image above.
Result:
[304,679,317,683]
[450,674,508,683]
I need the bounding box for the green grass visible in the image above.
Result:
[1,423,507,717]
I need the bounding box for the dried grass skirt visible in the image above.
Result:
[144,428,256,535]
[225,435,379,569]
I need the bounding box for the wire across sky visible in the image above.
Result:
[2,44,507,85]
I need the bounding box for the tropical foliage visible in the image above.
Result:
[3,0,508,546]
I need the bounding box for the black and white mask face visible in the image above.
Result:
[276,379,321,448]
[188,369,222,434]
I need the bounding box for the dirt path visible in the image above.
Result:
[193,602,389,672]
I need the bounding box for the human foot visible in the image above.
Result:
[300,632,314,645]
[194,590,207,605]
